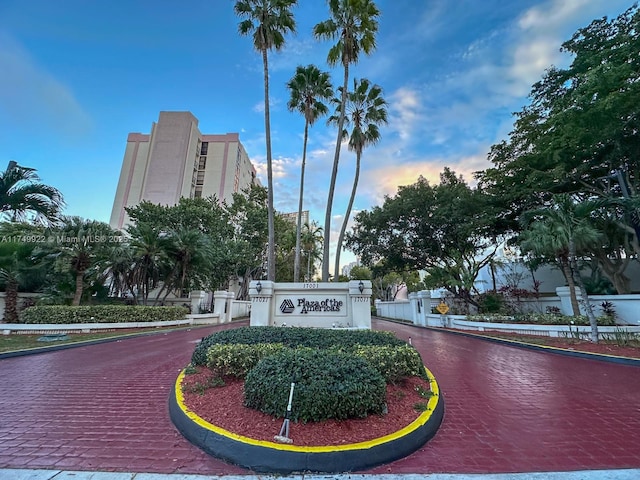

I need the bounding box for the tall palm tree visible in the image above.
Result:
[0,161,64,225]
[286,64,333,282]
[301,221,324,281]
[328,78,387,280]
[128,223,168,305]
[234,0,297,282]
[313,0,380,281]
[520,195,606,342]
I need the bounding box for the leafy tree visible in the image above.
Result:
[349,265,372,280]
[519,195,605,342]
[235,0,298,281]
[478,5,640,260]
[314,0,380,281]
[329,78,387,279]
[286,64,333,282]
[346,169,503,311]
[0,162,64,225]
[300,221,323,281]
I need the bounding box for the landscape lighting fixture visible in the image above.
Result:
[256,281,262,293]
[358,280,364,293]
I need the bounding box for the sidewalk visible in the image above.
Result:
[4,468,640,479]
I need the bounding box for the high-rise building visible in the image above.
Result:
[110,111,257,230]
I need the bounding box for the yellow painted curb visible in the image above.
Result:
[174,366,440,453]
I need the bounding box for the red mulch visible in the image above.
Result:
[180,368,431,446]
[461,330,640,359]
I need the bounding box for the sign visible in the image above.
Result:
[436,302,449,315]
[274,294,348,317]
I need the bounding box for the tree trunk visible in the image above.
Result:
[596,251,631,294]
[568,240,599,343]
[334,150,361,280]
[4,278,18,323]
[262,48,276,282]
[294,120,310,283]
[72,270,84,306]
[560,256,581,317]
[322,62,349,282]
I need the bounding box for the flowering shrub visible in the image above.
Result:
[466,313,615,326]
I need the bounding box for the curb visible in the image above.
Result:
[170,367,444,474]
[422,325,640,367]
[0,324,216,360]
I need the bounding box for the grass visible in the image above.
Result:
[0,325,197,353]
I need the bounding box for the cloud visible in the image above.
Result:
[0,32,91,137]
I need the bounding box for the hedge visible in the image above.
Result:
[244,349,387,423]
[466,313,616,326]
[21,305,189,324]
[206,343,285,377]
[191,326,406,366]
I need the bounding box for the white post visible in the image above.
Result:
[189,290,207,315]
[417,290,431,327]
[213,291,228,323]
[249,280,274,327]
[408,293,418,325]
[226,292,235,322]
[348,280,372,329]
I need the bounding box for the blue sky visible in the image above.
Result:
[0,0,633,269]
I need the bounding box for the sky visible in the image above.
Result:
[0,0,634,271]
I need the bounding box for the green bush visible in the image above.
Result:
[244,349,387,423]
[191,326,405,366]
[467,313,616,326]
[206,343,285,378]
[21,305,189,324]
[350,344,428,383]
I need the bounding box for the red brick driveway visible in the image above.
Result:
[0,319,638,475]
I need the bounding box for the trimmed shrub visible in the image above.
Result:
[244,349,387,423]
[467,313,616,326]
[191,326,405,366]
[205,343,285,378]
[350,344,428,383]
[21,305,189,324]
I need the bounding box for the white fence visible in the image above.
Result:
[374,288,640,327]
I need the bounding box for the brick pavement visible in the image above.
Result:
[0,319,639,475]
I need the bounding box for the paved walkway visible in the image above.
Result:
[0,319,639,477]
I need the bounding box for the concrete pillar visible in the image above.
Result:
[249,280,274,327]
[226,292,235,322]
[408,293,418,325]
[348,280,372,329]
[556,286,585,316]
[374,299,381,317]
[189,290,207,314]
[213,291,228,323]
[417,290,431,327]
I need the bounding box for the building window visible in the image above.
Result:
[198,156,207,169]
[200,142,208,155]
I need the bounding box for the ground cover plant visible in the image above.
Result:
[184,326,431,428]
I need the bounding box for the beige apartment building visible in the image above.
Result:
[110,111,257,230]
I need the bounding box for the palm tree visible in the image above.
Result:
[328,78,387,280]
[313,0,380,281]
[520,195,606,342]
[234,0,297,282]
[0,161,64,225]
[128,223,168,305]
[301,221,323,281]
[286,64,333,282]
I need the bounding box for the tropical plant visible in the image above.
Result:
[313,0,380,281]
[300,221,323,281]
[519,195,607,342]
[0,161,64,225]
[286,64,333,282]
[328,78,387,279]
[234,0,298,281]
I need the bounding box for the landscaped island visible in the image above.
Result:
[170,326,444,473]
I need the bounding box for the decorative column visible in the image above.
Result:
[249,280,274,327]
[225,292,235,322]
[189,290,207,315]
[213,291,228,323]
[348,280,372,329]
[417,290,431,327]
[556,286,585,316]
[408,293,418,325]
